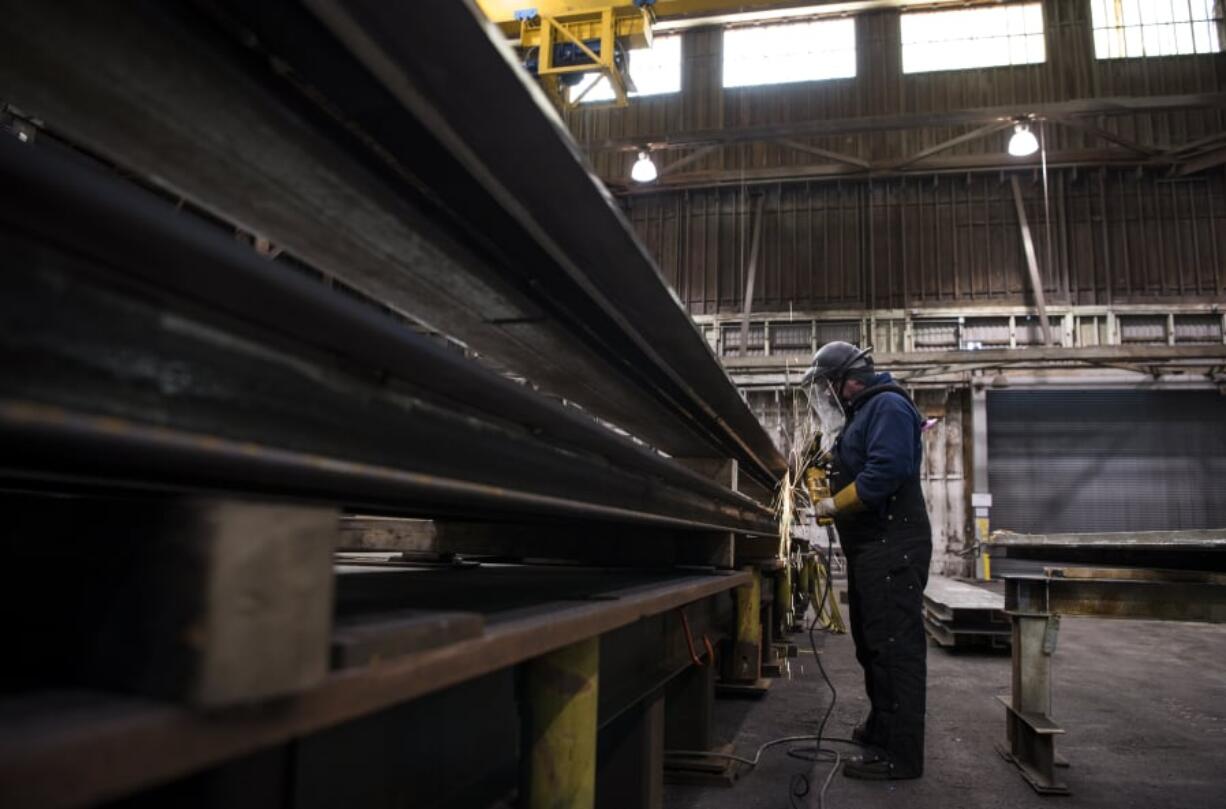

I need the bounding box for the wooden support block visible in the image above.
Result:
[331,609,484,669]
[714,678,771,698]
[2,494,336,706]
[664,743,740,787]
[339,517,436,552]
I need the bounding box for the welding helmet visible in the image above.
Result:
[802,341,872,449]
[801,341,874,389]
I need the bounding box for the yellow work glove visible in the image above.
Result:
[817,482,866,518]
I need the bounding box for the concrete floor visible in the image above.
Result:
[666,604,1226,809]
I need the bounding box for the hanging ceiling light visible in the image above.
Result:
[631,150,658,183]
[1008,121,1039,157]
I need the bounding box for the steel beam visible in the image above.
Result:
[593,94,1226,153]
[1177,145,1226,176]
[281,0,787,486]
[1004,576,1226,622]
[0,142,774,533]
[996,613,1068,795]
[774,138,870,169]
[609,148,1171,191]
[991,528,1226,551]
[1010,176,1054,346]
[0,569,749,809]
[999,568,1226,794]
[888,119,1017,170]
[738,194,766,360]
[0,0,786,487]
[722,344,1226,371]
[990,529,1226,572]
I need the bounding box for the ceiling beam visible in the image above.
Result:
[591,93,1226,153]
[886,119,1016,170]
[1177,145,1226,176]
[721,344,1226,370]
[658,143,722,176]
[1009,175,1053,347]
[774,138,870,168]
[1049,117,1162,157]
[608,148,1156,193]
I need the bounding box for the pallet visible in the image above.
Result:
[924,613,1011,650]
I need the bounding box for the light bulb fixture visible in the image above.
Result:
[631,150,658,183]
[1008,122,1039,157]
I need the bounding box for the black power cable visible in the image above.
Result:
[785,524,849,809]
[663,498,867,808]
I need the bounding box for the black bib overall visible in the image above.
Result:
[829,384,932,777]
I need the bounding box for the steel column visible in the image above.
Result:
[729,567,762,683]
[522,638,600,809]
[997,611,1068,795]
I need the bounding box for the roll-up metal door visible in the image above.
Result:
[988,390,1226,534]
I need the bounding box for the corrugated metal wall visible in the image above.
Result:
[988,389,1226,534]
[625,169,1226,314]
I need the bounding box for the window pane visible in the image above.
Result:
[569,34,681,104]
[722,18,856,88]
[901,3,1047,74]
[1091,0,1223,58]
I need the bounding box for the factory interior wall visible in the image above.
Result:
[745,386,973,576]
[625,170,1226,316]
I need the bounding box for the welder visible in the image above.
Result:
[802,341,932,780]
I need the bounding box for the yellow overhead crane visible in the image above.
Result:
[475,0,656,108]
[475,0,831,108]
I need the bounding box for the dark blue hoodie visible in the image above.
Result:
[834,372,924,511]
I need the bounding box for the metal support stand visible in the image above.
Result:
[596,690,664,809]
[522,638,599,809]
[996,611,1069,795]
[717,566,771,696]
[662,660,739,785]
[775,565,794,635]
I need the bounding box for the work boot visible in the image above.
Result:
[851,714,880,746]
[843,753,921,781]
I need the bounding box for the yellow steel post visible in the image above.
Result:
[731,565,761,682]
[976,516,992,580]
[539,17,555,73]
[522,637,599,809]
[807,556,822,620]
[598,9,624,105]
[776,564,793,631]
[798,555,813,610]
